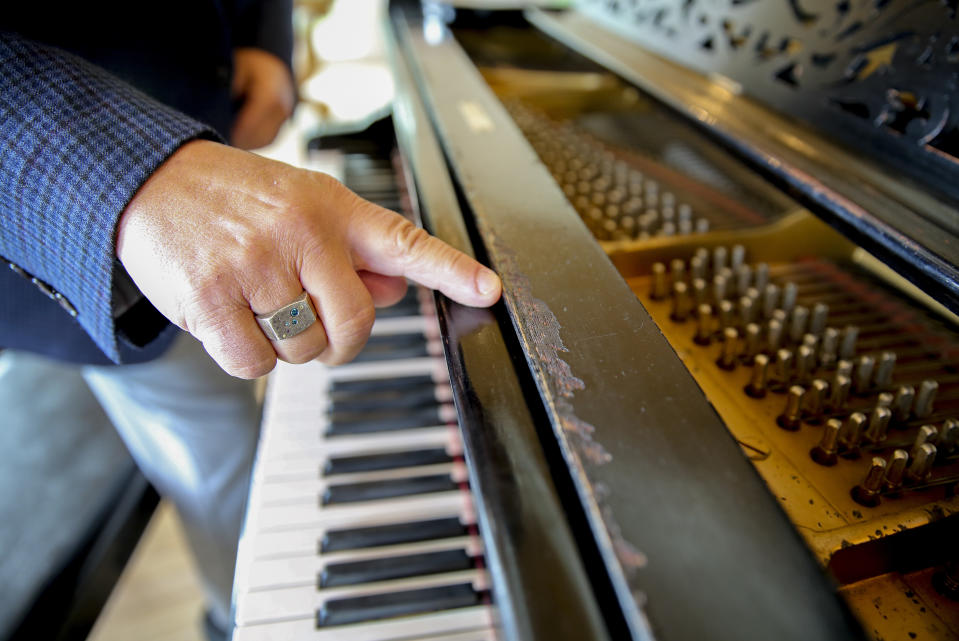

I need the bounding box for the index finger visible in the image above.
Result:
[348,205,502,308]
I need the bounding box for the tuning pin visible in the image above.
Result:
[781,282,798,315]
[694,304,714,345]
[820,328,839,369]
[762,284,780,319]
[940,418,959,455]
[713,274,728,305]
[652,262,669,300]
[778,385,805,430]
[839,412,867,458]
[802,333,819,353]
[876,391,894,408]
[805,379,830,424]
[678,203,692,222]
[713,246,727,274]
[796,345,816,384]
[864,406,892,445]
[767,318,784,354]
[718,299,735,332]
[828,375,851,412]
[809,303,828,336]
[892,385,916,423]
[718,267,734,289]
[905,443,937,484]
[914,380,939,419]
[853,355,875,394]
[836,359,854,381]
[884,449,909,493]
[773,349,794,390]
[739,296,756,327]
[789,306,809,343]
[690,255,706,282]
[718,327,740,370]
[736,265,752,297]
[811,419,842,466]
[671,281,692,322]
[694,247,709,266]
[911,425,939,461]
[873,352,896,390]
[670,258,686,285]
[692,277,708,307]
[746,353,770,398]
[851,457,887,507]
[730,244,745,270]
[742,323,761,363]
[695,218,710,234]
[754,263,769,292]
[840,325,858,360]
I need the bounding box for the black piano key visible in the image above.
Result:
[376,301,422,318]
[320,517,468,554]
[329,384,439,412]
[322,474,456,505]
[324,448,452,476]
[352,343,429,363]
[352,334,428,362]
[326,405,443,436]
[319,549,473,588]
[316,583,479,628]
[374,289,420,318]
[331,373,434,394]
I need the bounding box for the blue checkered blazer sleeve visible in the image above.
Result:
[0,31,219,362]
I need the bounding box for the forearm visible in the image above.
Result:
[0,31,218,361]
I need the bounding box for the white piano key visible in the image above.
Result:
[258,462,469,505]
[251,490,470,531]
[256,427,461,479]
[247,497,476,558]
[237,569,488,625]
[243,536,482,590]
[257,424,459,463]
[232,605,493,641]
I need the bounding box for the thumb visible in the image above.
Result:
[349,205,501,308]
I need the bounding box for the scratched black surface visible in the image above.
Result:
[386,24,612,641]
[391,5,867,640]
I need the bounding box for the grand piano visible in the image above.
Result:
[232,2,959,640]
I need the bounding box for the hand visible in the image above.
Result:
[230,48,296,150]
[115,140,502,378]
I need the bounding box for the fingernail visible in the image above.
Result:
[476,267,500,297]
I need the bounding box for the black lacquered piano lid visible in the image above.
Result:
[387,3,867,641]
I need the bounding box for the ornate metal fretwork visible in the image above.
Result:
[577,0,959,200]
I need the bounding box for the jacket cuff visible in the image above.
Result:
[0,32,221,363]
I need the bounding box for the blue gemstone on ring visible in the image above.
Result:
[290,308,299,317]
[292,319,298,325]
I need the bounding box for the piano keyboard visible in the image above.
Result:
[232,143,496,641]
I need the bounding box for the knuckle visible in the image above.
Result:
[387,218,432,262]
[327,304,376,354]
[230,355,276,380]
[282,341,325,365]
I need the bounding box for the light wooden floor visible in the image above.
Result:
[86,501,206,641]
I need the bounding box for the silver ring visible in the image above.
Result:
[255,291,317,341]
